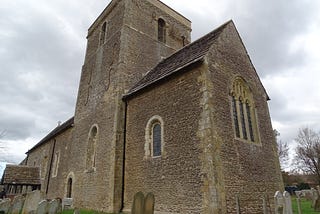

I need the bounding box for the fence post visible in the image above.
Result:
[296,197,302,214]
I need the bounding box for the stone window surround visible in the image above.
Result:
[230,76,260,144]
[99,21,107,46]
[144,115,165,159]
[65,171,75,198]
[85,124,98,172]
[157,17,167,43]
[52,150,60,178]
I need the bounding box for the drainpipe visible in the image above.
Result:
[121,100,128,211]
[46,139,56,195]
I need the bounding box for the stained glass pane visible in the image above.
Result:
[153,124,161,156]
[246,103,255,142]
[240,101,247,140]
[232,96,240,138]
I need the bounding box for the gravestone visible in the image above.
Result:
[274,191,284,214]
[48,199,62,214]
[36,200,48,214]
[283,191,293,214]
[131,192,145,214]
[22,190,42,214]
[10,195,26,214]
[144,193,154,214]
[62,198,73,210]
[0,198,11,214]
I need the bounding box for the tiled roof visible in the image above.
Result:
[27,117,74,154]
[1,165,40,185]
[124,20,232,99]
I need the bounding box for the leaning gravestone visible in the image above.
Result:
[283,191,293,214]
[314,187,320,211]
[62,198,73,210]
[131,192,145,214]
[274,191,284,214]
[10,195,26,214]
[22,190,42,214]
[48,199,62,214]
[36,200,48,214]
[0,198,11,214]
[144,193,155,214]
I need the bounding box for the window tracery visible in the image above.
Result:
[231,77,259,143]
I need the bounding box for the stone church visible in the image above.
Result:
[16,0,283,213]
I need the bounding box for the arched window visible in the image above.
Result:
[145,116,164,158]
[152,123,162,156]
[230,77,259,143]
[158,18,166,43]
[99,22,107,46]
[67,177,72,198]
[86,125,98,170]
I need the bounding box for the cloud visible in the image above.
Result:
[0,0,320,165]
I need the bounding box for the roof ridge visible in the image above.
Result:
[124,20,233,99]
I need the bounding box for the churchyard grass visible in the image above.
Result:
[291,197,320,213]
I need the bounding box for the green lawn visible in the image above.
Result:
[292,197,320,213]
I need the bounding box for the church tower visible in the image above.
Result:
[70,0,191,212]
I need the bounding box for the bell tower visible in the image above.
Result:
[70,0,191,212]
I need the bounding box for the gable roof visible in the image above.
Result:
[1,165,40,185]
[27,117,74,154]
[123,20,232,99]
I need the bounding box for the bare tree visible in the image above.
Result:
[274,129,289,169]
[293,127,320,184]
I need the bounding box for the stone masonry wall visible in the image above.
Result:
[124,65,205,214]
[205,22,283,213]
[26,127,73,198]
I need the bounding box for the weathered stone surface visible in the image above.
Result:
[283,191,293,214]
[48,199,61,214]
[144,192,154,214]
[22,190,42,214]
[36,200,48,214]
[0,198,11,214]
[62,198,73,210]
[22,0,283,213]
[10,195,25,214]
[131,192,145,214]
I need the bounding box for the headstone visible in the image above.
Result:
[144,192,154,214]
[22,190,42,214]
[36,200,48,214]
[283,191,293,214]
[311,188,318,208]
[131,192,145,214]
[274,191,284,214]
[62,198,73,210]
[10,195,26,214]
[296,197,302,214]
[48,199,62,214]
[0,198,11,214]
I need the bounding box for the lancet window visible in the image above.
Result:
[231,77,258,143]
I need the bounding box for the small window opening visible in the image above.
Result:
[153,124,162,156]
[158,18,166,43]
[100,22,107,46]
[67,178,72,198]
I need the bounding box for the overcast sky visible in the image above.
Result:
[1,0,320,171]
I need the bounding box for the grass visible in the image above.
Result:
[291,197,320,213]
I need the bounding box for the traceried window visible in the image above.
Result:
[86,125,98,171]
[99,22,107,46]
[145,116,164,158]
[231,77,259,143]
[158,18,166,43]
